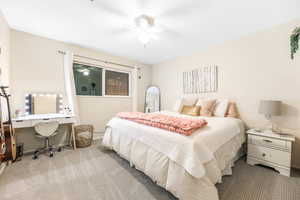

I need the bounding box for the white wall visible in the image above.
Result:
[0,10,10,87]
[152,19,300,168]
[0,9,10,172]
[10,30,151,151]
[0,10,10,122]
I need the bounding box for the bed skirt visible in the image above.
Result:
[103,127,245,200]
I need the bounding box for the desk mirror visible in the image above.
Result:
[25,93,63,115]
[144,86,160,113]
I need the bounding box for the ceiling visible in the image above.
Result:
[0,0,299,64]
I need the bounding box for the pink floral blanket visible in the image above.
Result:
[116,112,207,136]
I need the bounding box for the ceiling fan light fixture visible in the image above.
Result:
[139,18,150,29]
[134,15,157,46]
[138,33,151,45]
[135,15,154,28]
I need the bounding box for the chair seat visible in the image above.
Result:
[35,131,59,138]
[34,121,59,137]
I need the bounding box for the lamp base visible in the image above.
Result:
[264,119,281,134]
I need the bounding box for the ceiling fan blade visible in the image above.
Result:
[154,24,182,38]
[162,29,182,39]
[91,0,127,18]
[104,28,136,39]
[102,27,133,36]
[159,0,211,18]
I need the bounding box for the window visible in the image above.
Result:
[73,63,130,97]
[105,70,129,96]
[73,63,102,96]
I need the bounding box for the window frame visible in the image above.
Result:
[73,61,132,98]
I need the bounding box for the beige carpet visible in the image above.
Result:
[0,143,299,200]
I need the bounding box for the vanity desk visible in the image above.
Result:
[12,114,77,150]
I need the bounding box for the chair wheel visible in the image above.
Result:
[57,147,62,152]
[49,152,54,157]
[33,155,38,160]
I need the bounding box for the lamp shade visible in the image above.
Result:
[258,100,282,116]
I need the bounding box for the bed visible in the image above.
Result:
[102,110,245,200]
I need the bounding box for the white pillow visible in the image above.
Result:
[172,99,184,112]
[213,99,229,117]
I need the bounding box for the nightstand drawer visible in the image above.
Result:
[248,135,288,151]
[248,144,291,167]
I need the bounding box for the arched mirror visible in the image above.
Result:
[144,86,161,113]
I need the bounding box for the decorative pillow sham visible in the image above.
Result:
[213,99,229,117]
[226,102,239,118]
[173,97,197,113]
[196,99,216,117]
[181,105,200,116]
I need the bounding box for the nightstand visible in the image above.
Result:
[247,129,295,177]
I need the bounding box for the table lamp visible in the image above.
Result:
[258,100,282,133]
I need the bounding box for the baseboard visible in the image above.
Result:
[292,164,300,170]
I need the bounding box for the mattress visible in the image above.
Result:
[102,111,245,200]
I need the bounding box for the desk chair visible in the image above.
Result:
[33,121,62,159]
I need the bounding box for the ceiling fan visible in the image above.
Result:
[89,0,204,47]
[133,14,160,46]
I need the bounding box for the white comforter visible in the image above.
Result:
[103,111,244,179]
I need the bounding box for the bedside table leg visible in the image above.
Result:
[247,157,257,166]
[247,157,290,177]
[274,167,290,177]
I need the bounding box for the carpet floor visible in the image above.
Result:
[0,143,299,200]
